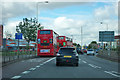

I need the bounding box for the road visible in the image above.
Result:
[2,54,120,80]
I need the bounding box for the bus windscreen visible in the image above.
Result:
[58,37,64,40]
[40,31,51,34]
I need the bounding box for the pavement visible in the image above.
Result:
[1,54,120,80]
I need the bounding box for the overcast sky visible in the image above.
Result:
[0,0,119,46]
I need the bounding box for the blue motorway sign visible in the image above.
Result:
[15,33,22,39]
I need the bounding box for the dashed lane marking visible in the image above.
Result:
[88,64,101,69]
[36,66,40,68]
[104,71,120,77]
[11,76,21,79]
[29,68,36,71]
[88,64,95,68]
[82,61,87,63]
[11,57,55,79]
[21,71,30,74]
[40,64,44,66]
[111,71,120,74]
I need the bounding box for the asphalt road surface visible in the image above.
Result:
[2,54,120,80]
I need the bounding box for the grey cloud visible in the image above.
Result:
[1,2,91,24]
[1,2,36,24]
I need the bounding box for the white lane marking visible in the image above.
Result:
[21,71,30,74]
[111,71,120,74]
[96,66,101,69]
[88,64,101,69]
[36,66,40,68]
[104,71,120,77]
[82,61,87,63]
[29,68,36,71]
[11,76,21,79]
[88,64,95,68]
[40,57,56,65]
[29,57,55,71]
[40,64,44,66]
[79,59,81,60]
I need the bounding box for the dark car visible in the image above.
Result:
[95,49,99,53]
[56,47,79,66]
[76,48,83,54]
[81,49,87,53]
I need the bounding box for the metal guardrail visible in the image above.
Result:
[1,49,37,64]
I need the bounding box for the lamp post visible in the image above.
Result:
[36,1,48,55]
[100,22,111,55]
[100,22,108,31]
[81,26,82,49]
[36,1,49,23]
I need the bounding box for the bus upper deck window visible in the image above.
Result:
[40,31,51,34]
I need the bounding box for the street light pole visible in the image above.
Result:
[81,26,82,49]
[71,35,73,43]
[100,22,108,31]
[36,1,49,23]
[36,1,48,55]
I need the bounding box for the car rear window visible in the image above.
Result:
[59,48,76,54]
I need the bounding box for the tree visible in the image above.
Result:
[16,18,43,45]
[89,41,98,49]
[77,44,81,48]
[88,44,92,49]
[73,43,77,46]
[91,41,97,44]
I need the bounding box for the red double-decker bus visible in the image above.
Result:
[57,36,66,52]
[57,36,73,51]
[66,37,73,47]
[37,29,59,56]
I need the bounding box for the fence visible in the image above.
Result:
[1,49,37,64]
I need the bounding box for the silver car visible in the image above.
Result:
[87,49,95,55]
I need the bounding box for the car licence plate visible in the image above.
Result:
[64,56,72,58]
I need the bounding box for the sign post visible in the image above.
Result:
[15,33,22,58]
[99,31,114,56]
